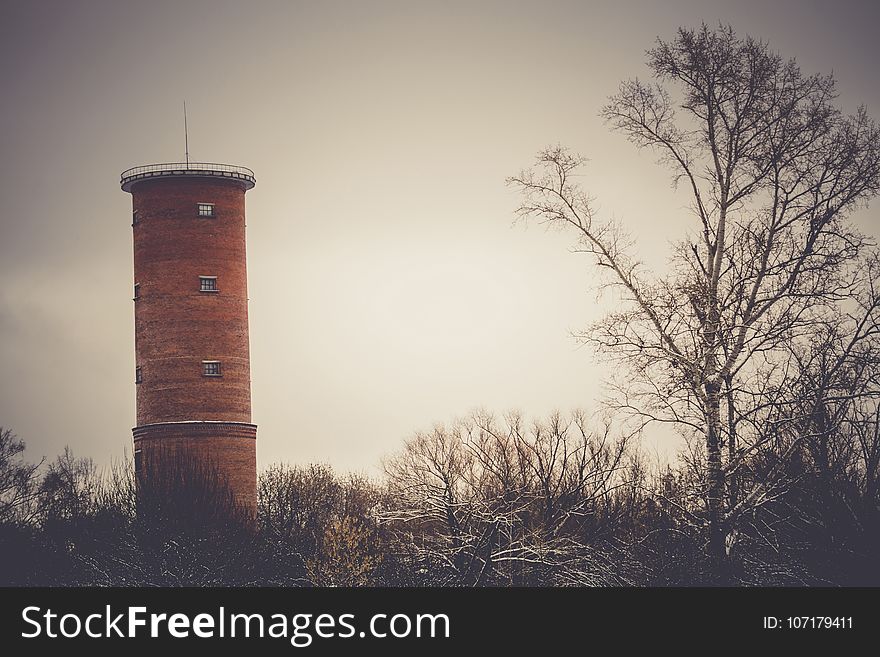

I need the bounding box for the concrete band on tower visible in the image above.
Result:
[121,162,258,517]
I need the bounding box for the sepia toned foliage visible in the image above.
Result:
[258,463,388,586]
[0,402,877,585]
[0,427,41,524]
[381,410,643,585]
[509,24,880,578]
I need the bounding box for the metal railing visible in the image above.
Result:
[120,162,256,189]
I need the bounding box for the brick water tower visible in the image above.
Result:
[121,161,258,517]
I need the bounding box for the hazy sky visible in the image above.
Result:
[1,0,878,476]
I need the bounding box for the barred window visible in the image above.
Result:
[135,365,142,384]
[202,361,222,376]
[198,203,214,217]
[199,276,218,292]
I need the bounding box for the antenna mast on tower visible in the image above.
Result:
[184,101,189,166]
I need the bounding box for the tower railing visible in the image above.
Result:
[120,162,256,190]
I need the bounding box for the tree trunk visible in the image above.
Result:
[725,376,739,512]
[705,380,728,581]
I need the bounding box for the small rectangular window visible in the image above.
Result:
[202,361,222,376]
[134,283,140,300]
[132,209,139,225]
[135,365,142,384]
[134,448,143,475]
[199,276,218,292]
[198,203,214,217]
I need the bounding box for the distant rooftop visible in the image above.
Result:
[120,162,256,192]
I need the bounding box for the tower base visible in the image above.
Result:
[132,421,257,518]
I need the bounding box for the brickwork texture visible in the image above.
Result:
[126,174,257,516]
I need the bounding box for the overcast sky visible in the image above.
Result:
[1,0,878,476]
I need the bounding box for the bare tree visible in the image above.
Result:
[38,447,97,524]
[258,463,388,585]
[34,446,261,586]
[763,256,880,577]
[382,410,639,585]
[0,427,41,524]
[508,24,880,576]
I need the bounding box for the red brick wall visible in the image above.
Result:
[133,422,257,516]
[128,175,256,517]
[132,177,252,424]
